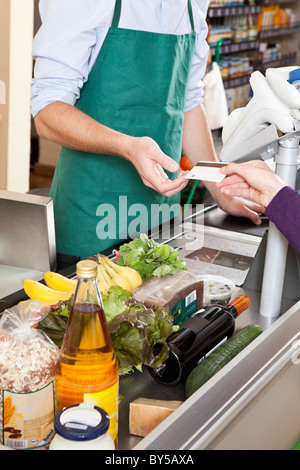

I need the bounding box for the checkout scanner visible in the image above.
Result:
[220,66,300,319]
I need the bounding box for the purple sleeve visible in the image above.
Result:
[265,186,300,254]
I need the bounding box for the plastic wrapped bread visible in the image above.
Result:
[132,271,204,324]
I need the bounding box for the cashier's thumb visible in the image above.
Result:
[158,153,179,173]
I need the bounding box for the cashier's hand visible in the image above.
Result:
[216,160,286,209]
[126,136,189,197]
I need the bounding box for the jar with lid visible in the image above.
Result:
[49,404,115,450]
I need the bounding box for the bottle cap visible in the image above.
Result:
[76,259,98,278]
[229,295,251,315]
[54,403,110,441]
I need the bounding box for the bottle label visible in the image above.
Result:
[84,380,119,441]
[171,290,198,325]
[1,382,55,449]
[198,337,228,364]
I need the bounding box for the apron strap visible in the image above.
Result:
[112,0,121,28]
[112,0,195,32]
[187,0,195,32]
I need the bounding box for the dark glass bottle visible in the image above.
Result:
[148,295,250,385]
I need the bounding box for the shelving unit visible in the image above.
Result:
[206,0,300,111]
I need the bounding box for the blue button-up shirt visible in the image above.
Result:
[31,0,210,117]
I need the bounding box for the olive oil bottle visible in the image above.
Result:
[55,260,119,445]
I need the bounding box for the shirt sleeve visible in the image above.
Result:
[265,185,300,254]
[184,0,210,112]
[31,0,110,117]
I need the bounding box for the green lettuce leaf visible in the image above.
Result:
[101,285,132,323]
[108,304,174,370]
[116,233,186,280]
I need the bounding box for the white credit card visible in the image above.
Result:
[185,161,228,183]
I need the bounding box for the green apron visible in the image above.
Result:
[50,0,196,259]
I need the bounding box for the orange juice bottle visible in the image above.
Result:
[55,260,119,445]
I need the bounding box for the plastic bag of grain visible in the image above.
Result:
[0,300,59,450]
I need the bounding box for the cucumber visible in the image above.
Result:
[185,324,263,398]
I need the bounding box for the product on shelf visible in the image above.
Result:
[209,0,245,7]
[257,5,298,31]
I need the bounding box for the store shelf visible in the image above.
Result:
[223,74,251,89]
[208,5,262,18]
[259,24,300,38]
[260,0,300,4]
[210,40,259,55]
[255,51,297,71]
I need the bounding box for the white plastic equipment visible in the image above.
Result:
[219,66,300,318]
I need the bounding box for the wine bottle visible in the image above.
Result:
[149,295,250,385]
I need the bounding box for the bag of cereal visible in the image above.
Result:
[0,300,59,450]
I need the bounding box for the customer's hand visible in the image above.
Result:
[126,136,189,197]
[216,160,286,208]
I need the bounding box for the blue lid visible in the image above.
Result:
[289,68,300,84]
[54,404,110,441]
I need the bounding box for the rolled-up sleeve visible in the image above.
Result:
[184,0,210,112]
[31,0,106,117]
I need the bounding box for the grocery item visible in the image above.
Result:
[115,233,187,280]
[95,254,143,290]
[49,404,115,450]
[43,272,77,292]
[149,295,250,385]
[185,324,263,398]
[0,300,59,449]
[132,270,204,325]
[199,275,236,306]
[23,278,75,304]
[55,260,119,445]
[129,398,183,437]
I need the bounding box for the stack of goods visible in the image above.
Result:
[208,14,258,47]
[257,5,298,31]
[219,55,253,80]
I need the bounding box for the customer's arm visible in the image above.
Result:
[217,160,300,253]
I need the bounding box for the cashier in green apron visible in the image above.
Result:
[31,0,264,259]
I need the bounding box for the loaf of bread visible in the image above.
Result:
[132,270,204,319]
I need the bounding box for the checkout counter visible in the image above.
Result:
[0,186,299,451]
[118,206,300,451]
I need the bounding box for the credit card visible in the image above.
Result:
[185,161,228,183]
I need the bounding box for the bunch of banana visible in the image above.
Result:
[97,255,143,291]
[22,258,142,305]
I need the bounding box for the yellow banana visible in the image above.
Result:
[102,260,132,291]
[97,264,115,290]
[44,271,77,292]
[103,256,143,290]
[23,279,74,305]
[97,279,108,293]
